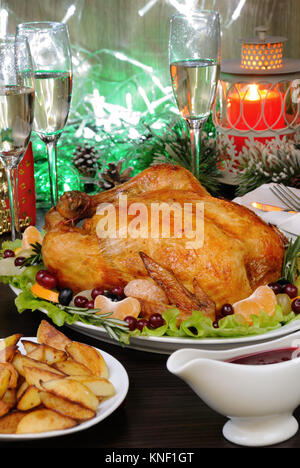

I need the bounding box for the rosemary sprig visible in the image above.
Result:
[23,242,43,266]
[281,236,300,283]
[60,304,130,344]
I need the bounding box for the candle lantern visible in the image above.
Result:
[213,26,300,183]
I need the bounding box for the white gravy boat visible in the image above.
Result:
[167,330,300,447]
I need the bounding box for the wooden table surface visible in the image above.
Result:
[1,282,300,450]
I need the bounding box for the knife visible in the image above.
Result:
[251,202,298,214]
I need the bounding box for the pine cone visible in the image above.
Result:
[73,144,99,177]
[96,160,133,190]
[290,173,300,189]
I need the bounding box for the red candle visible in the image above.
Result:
[227,83,285,131]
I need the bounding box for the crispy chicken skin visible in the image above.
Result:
[42,164,285,312]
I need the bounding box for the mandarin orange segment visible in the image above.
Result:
[31,283,59,303]
[251,285,277,313]
[233,285,277,324]
[124,279,168,303]
[22,226,43,250]
[94,295,141,320]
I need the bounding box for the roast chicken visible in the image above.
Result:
[42,164,285,320]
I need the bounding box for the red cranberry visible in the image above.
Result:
[149,313,165,328]
[36,270,48,283]
[213,320,219,328]
[91,287,105,300]
[86,300,95,309]
[283,283,298,299]
[36,270,57,289]
[268,282,282,295]
[74,295,89,308]
[136,319,150,331]
[14,257,26,267]
[220,303,234,317]
[111,285,125,299]
[124,316,138,331]
[292,298,300,314]
[3,249,15,258]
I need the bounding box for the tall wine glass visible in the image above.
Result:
[0,36,34,241]
[16,22,72,207]
[169,11,220,179]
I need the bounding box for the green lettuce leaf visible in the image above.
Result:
[0,239,22,256]
[0,264,43,292]
[138,305,298,340]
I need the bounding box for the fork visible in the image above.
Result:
[270,184,300,211]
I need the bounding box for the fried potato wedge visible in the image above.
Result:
[41,378,99,411]
[0,411,26,433]
[0,345,17,363]
[15,408,77,434]
[65,342,109,379]
[21,340,39,354]
[40,391,95,421]
[0,362,18,388]
[12,353,65,378]
[0,334,23,352]
[0,368,11,399]
[37,320,72,351]
[28,344,67,365]
[23,365,65,390]
[16,385,41,411]
[16,380,28,400]
[67,375,115,398]
[0,399,10,417]
[2,388,17,408]
[53,358,93,377]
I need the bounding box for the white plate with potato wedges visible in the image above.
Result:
[0,321,129,440]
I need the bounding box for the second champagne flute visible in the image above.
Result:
[169,11,220,180]
[16,21,72,207]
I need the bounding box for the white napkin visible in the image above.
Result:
[233,183,300,239]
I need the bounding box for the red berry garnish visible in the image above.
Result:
[86,300,95,309]
[36,270,57,289]
[124,316,138,331]
[111,285,125,299]
[74,295,89,308]
[149,313,165,328]
[268,282,282,295]
[292,298,300,314]
[220,303,234,317]
[213,320,219,328]
[91,287,105,300]
[136,318,150,331]
[283,283,298,299]
[14,257,26,267]
[3,249,15,258]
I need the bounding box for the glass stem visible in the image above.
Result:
[46,139,59,207]
[5,165,20,241]
[186,119,205,180]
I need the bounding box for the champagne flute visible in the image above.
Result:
[16,21,72,207]
[0,36,35,241]
[169,11,220,179]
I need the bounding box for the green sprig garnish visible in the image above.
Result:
[281,236,300,283]
[23,242,43,267]
[61,304,129,342]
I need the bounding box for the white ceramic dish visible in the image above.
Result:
[10,286,300,354]
[167,330,300,447]
[0,337,129,441]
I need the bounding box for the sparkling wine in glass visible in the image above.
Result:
[169,11,220,179]
[0,36,34,241]
[16,22,72,207]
